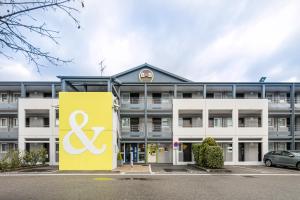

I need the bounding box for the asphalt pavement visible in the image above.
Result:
[0,173,300,200]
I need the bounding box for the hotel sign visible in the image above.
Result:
[139,69,154,82]
[59,92,113,170]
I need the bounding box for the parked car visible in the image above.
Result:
[263,150,300,170]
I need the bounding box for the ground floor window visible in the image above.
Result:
[55,143,59,163]
[218,143,233,162]
[0,143,17,153]
[296,143,300,150]
[25,143,49,162]
[178,143,192,162]
[238,142,262,162]
[121,143,145,163]
[269,142,291,151]
[148,143,172,163]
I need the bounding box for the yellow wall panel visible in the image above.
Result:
[59,92,113,170]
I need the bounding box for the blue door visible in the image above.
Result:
[125,143,138,163]
[132,144,138,162]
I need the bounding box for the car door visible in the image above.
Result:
[280,151,294,167]
[271,151,281,165]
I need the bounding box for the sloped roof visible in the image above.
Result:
[112,63,192,83]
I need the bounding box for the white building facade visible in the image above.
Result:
[173,99,268,165]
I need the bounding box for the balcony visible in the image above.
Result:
[25,109,49,128]
[208,110,233,128]
[147,124,172,139]
[268,125,292,139]
[295,98,300,110]
[121,97,144,110]
[0,127,18,139]
[0,102,18,111]
[238,110,262,128]
[267,97,291,110]
[295,125,300,138]
[121,124,145,139]
[147,97,172,110]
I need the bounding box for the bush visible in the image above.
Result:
[193,137,224,169]
[206,146,224,169]
[117,152,123,161]
[0,160,9,172]
[23,151,32,166]
[38,148,48,165]
[30,151,40,166]
[5,150,22,169]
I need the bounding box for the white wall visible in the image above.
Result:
[173,99,268,165]
[18,98,58,165]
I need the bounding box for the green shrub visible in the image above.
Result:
[0,159,9,172]
[23,151,32,166]
[192,137,224,169]
[38,148,48,165]
[5,150,22,169]
[206,146,224,169]
[117,152,123,161]
[30,151,40,166]
[202,137,217,146]
[192,144,201,165]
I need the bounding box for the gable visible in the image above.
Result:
[113,63,191,83]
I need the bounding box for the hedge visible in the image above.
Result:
[192,137,224,169]
[206,146,224,169]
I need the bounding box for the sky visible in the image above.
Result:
[1,0,300,82]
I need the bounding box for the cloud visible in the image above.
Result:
[1,0,300,82]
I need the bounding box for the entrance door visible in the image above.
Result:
[148,144,157,163]
[183,143,192,162]
[125,143,138,163]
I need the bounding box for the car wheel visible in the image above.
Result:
[265,159,272,167]
[297,162,300,170]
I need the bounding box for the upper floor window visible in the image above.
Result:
[0,118,8,128]
[1,93,8,103]
[12,93,21,102]
[12,118,18,128]
[55,109,59,126]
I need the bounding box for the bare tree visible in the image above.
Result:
[0,0,84,72]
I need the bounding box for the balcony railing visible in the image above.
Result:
[26,124,49,128]
[269,125,291,137]
[267,97,290,104]
[147,97,172,110]
[121,124,145,139]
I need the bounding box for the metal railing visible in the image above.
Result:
[121,124,143,132]
[267,97,290,104]
[268,125,291,132]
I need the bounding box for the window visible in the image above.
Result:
[12,118,18,127]
[55,109,59,126]
[268,118,274,127]
[214,118,222,127]
[278,118,287,128]
[1,143,8,153]
[214,92,222,99]
[0,118,8,128]
[1,93,8,102]
[279,93,287,103]
[130,93,140,104]
[152,118,161,132]
[281,151,292,157]
[183,118,192,127]
[43,118,50,127]
[266,93,274,102]
[182,93,192,99]
[12,93,21,102]
[121,93,130,104]
[121,118,130,129]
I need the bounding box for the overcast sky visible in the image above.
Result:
[1,0,300,82]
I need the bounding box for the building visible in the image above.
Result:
[0,63,299,166]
